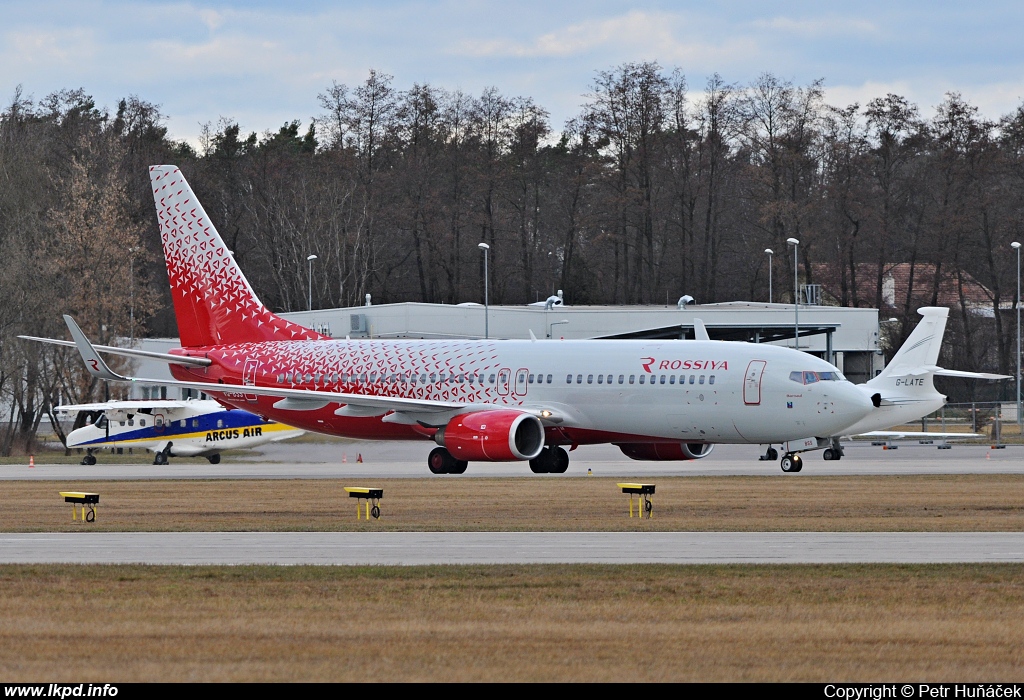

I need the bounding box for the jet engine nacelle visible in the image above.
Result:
[435,410,545,461]
[617,442,715,461]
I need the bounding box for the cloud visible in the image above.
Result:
[752,15,879,37]
[453,11,683,58]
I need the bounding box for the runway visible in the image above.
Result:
[5,440,1022,480]
[3,531,1024,565]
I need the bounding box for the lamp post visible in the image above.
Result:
[786,238,800,350]
[1013,242,1022,430]
[764,248,774,303]
[548,319,569,339]
[128,246,141,344]
[306,254,317,311]
[478,242,490,339]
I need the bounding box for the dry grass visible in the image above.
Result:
[0,563,1022,682]
[5,474,1024,532]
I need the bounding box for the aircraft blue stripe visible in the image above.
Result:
[77,410,283,446]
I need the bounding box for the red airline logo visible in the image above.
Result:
[641,357,729,373]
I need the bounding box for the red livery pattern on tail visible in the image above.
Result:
[149,165,327,347]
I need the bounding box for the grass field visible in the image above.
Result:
[1,563,1022,682]
[6,473,1024,681]
[8,474,1024,532]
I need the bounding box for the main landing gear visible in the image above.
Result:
[428,447,468,475]
[153,442,173,466]
[759,446,779,462]
[206,453,221,465]
[80,450,97,466]
[529,446,569,474]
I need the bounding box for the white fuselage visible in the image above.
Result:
[186,337,876,445]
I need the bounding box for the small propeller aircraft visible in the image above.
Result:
[56,399,303,465]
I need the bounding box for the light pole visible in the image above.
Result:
[128,246,140,344]
[548,319,569,339]
[478,242,490,339]
[764,248,774,303]
[306,254,317,311]
[1013,242,1021,430]
[787,238,800,350]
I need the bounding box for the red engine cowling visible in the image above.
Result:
[617,442,715,461]
[436,410,545,461]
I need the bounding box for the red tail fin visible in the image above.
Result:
[149,165,327,347]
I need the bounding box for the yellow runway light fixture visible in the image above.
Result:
[344,487,383,520]
[617,483,655,520]
[60,492,99,522]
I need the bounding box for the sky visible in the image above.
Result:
[2,1,1023,145]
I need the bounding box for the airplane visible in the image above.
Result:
[55,399,304,465]
[753,305,1008,469]
[18,165,997,475]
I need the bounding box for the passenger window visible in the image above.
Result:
[660,375,666,384]
[597,375,604,384]
[669,375,675,384]
[699,375,705,385]
[587,374,594,384]
[192,420,199,428]
[618,375,624,384]
[529,374,534,384]
[709,375,715,385]
[127,419,134,426]
[489,374,496,383]
[547,375,552,384]
[606,375,612,384]
[180,420,186,428]
[566,374,573,384]
[629,375,635,384]
[577,374,583,384]
[689,375,695,385]
[639,375,645,384]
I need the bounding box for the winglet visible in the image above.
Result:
[693,319,710,341]
[63,315,128,382]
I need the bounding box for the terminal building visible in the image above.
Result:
[129,297,886,399]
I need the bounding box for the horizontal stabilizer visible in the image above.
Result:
[933,368,1010,380]
[18,335,211,367]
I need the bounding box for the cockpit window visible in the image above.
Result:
[791,370,846,384]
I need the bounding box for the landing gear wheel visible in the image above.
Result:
[207,453,221,465]
[81,454,96,466]
[823,448,837,461]
[370,504,381,519]
[781,454,803,473]
[528,454,550,473]
[428,447,457,475]
[550,447,569,474]
[450,459,468,474]
[767,447,779,461]
[154,452,168,466]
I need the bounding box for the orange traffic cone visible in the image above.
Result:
[357,453,363,463]
[28,455,34,468]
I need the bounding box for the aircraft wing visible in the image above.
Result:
[47,315,570,425]
[55,400,194,414]
[858,430,984,439]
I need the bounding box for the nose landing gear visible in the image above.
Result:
[780,453,803,472]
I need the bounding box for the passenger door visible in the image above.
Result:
[743,360,766,406]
